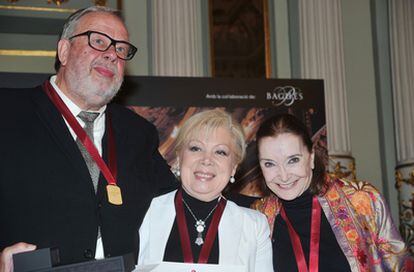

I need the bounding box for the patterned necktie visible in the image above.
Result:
[76,111,100,193]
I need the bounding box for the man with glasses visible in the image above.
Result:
[0,6,177,271]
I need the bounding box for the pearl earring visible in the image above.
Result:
[229,176,235,183]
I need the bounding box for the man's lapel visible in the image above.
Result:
[31,86,92,187]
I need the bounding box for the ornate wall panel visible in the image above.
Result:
[209,0,270,78]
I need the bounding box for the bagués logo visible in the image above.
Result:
[266,86,304,106]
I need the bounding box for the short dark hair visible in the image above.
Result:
[256,114,327,195]
[54,6,124,72]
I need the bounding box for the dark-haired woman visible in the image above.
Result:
[253,114,413,272]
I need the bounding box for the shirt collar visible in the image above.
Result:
[49,75,106,120]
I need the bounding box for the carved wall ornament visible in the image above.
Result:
[328,155,356,181]
[47,0,70,6]
[395,168,414,255]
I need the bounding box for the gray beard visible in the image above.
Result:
[66,72,123,109]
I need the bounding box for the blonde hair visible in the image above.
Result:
[174,109,246,164]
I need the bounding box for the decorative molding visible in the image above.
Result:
[396,162,414,170]
[0,49,55,57]
[0,5,76,13]
[46,0,70,6]
[328,156,356,181]
[395,166,414,255]
[263,0,271,78]
[395,170,414,189]
[3,0,107,8]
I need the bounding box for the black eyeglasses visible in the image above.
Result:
[69,30,138,61]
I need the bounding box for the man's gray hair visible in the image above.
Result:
[60,6,123,39]
[54,6,124,71]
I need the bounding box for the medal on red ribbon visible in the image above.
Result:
[174,189,226,263]
[43,80,122,205]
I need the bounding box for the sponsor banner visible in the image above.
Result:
[118,76,324,109]
[117,76,327,196]
[0,73,326,196]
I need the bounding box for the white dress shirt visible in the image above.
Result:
[50,75,105,259]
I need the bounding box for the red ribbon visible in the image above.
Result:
[280,196,322,272]
[174,189,226,263]
[42,80,118,186]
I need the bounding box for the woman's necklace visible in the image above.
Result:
[182,197,221,246]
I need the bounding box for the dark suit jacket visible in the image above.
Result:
[0,85,178,265]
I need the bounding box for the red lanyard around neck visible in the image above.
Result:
[174,189,226,263]
[42,81,121,205]
[280,195,322,272]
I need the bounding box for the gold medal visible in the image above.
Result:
[106,184,123,205]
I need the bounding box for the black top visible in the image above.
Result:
[273,189,351,272]
[163,189,220,263]
[226,192,261,208]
